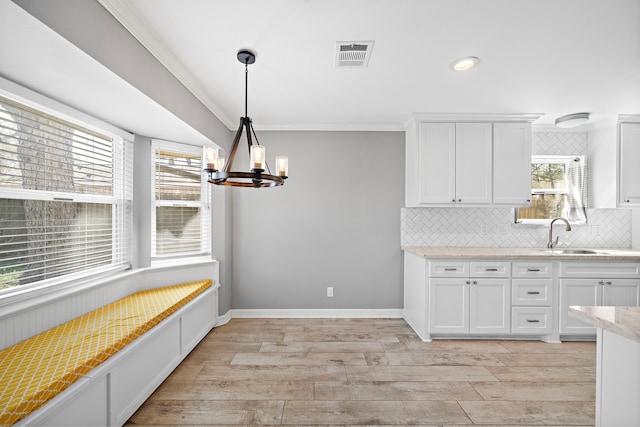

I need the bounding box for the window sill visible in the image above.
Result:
[150,256,215,270]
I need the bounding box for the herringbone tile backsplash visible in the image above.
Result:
[401,207,632,248]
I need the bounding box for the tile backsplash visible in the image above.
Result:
[401,207,632,248]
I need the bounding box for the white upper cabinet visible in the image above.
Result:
[415,122,491,205]
[405,114,539,207]
[618,122,640,206]
[455,123,493,204]
[416,122,456,204]
[493,122,532,205]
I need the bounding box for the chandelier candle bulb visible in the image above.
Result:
[276,156,288,177]
[214,157,225,172]
[205,147,218,170]
[251,145,265,170]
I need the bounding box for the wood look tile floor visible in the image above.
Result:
[125,319,596,426]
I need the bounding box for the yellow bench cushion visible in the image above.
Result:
[0,279,211,426]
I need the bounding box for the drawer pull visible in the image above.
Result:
[527,291,541,295]
[485,268,498,272]
[526,319,540,323]
[444,268,458,272]
[605,281,612,285]
[527,268,540,272]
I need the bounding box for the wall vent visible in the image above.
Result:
[335,41,374,68]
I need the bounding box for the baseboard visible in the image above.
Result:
[216,310,232,326]
[229,308,404,319]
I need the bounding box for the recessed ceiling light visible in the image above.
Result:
[450,56,479,71]
[555,112,590,128]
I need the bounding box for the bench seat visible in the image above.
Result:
[0,279,211,426]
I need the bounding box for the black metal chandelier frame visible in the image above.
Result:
[205,50,287,188]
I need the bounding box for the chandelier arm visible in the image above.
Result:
[245,118,254,159]
[224,118,246,172]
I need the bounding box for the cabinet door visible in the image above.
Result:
[619,123,640,206]
[559,279,601,335]
[469,278,511,334]
[429,278,469,334]
[602,279,640,306]
[418,123,456,204]
[455,123,492,204]
[492,122,532,205]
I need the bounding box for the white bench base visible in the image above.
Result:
[15,285,218,427]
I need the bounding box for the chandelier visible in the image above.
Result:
[204,50,288,188]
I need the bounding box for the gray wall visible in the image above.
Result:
[231,131,405,310]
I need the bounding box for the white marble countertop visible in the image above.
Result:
[569,306,640,343]
[402,246,640,260]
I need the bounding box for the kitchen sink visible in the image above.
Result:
[543,249,607,255]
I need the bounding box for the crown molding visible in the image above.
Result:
[98,0,235,129]
[618,114,640,124]
[253,122,405,132]
[406,113,544,128]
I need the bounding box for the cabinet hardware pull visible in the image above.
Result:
[485,268,498,272]
[452,199,456,202]
[605,281,612,285]
[466,280,470,285]
[527,268,540,272]
[444,268,457,271]
[472,280,478,285]
[527,291,540,295]
[598,280,605,285]
[526,319,540,323]
[458,199,462,202]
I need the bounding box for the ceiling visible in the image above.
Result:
[2,0,640,138]
[100,0,640,130]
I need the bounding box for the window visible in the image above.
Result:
[0,94,132,292]
[151,141,210,259]
[516,155,587,224]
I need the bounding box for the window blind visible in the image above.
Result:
[0,94,132,290]
[151,143,210,258]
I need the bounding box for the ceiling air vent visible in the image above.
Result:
[335,41,374,68]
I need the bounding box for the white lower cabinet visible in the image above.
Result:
[403,253,640,342]
[559,261,640,336]
[428,261,510,336]
[560,278,640,335]
[510,261,554,336]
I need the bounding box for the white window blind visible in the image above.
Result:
[151,141,210,259]
[0,94,133,291]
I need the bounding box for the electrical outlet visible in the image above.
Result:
[327,287,334,297]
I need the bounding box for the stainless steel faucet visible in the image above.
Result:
[547,217,572,248]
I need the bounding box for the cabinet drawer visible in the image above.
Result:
[560,262,640,278]
[429,261,468,277]
[512,261,553,278]
[511,307,552,334]
[469,262,510,277]
[512,279,552,306]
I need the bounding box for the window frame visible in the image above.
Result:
[150,139,211,262]
[0,84,133,296]
[515,155,586,225]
